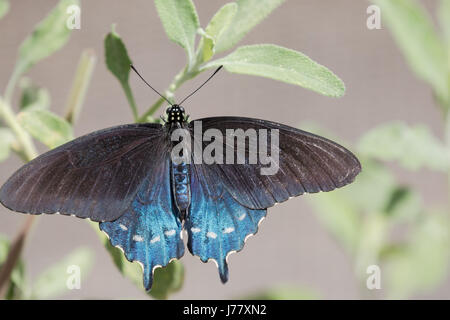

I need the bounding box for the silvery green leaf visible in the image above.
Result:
[358,122,450,171]
[30,247,93,299]
[203,44,345,97]
[15,0,79,75]
[154,0,199,67]
[375,0,448,102]
[215,0,286,53]
[18,109,73,149]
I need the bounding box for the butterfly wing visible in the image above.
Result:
[189,116,361,210]
[187,160,267,283]
[0,123,166,222]
[100,151,184,291]
[186,132,266,282]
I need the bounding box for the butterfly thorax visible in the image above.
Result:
[165,104,186,125]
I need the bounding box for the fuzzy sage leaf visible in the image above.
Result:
[203,44,345,97]
[4,0,78,102]
[358,122,450,172]
[215,0,286,53]
[198,3,238,63]
[15,0,79,76]
[30,247,93,299]
[154,0,199,68]
[17,109,73,149]
[374,0,448,104]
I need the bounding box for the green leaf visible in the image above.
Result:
[19,77,51,111]
[0,128,15,162]
[354,214,388,279]
[205,3,238,42]
[383,186,422,222]
[0,0,9,20]
[15,0,79,76]
[151,261,184,300]
[384,212,450,299]
[374,0,448,102]
[18,109,73,149]
[105,27,132,85]
[104,26,138,120]
[438,0,450,43]
[203,44,345,97]
[92,222,184,298]
[346,159,397,213]
[307,155,398,253]
[154,0,199,67]
[198,3,238,62]
[307,187,361,253]
[215,0,285,53]
[197,29,215,63]
[94,224,145,289]
[358,122,450,171]
[30,247,93,299]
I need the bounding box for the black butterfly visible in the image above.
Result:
[0,67,361,291]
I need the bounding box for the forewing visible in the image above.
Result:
[0,123,168,222]
[189,117,361,210]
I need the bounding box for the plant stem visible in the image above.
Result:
[0,215,35,298]
[0,98,37,160]
[64,50,97,125]
[123,82,139,121]
[3,67,21,105]
[0,96,38,298]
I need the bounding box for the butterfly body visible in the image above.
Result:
[0,104,361,291]
[171,161,191,217]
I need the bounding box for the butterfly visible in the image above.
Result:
[0,67,361,291]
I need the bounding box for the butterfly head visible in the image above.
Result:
[166,104,186,124]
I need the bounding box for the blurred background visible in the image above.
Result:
[0,0,449,299]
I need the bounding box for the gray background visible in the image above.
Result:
[0,0,448,299]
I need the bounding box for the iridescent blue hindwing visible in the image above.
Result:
[186,163,267,282]
[100,153,184,290]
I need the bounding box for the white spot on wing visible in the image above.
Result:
[238,213,246,221]
[191,227,201,233]
[150,235,161,244]
[206,231,217,239]
[119,224,128,231]
[133,235,143,242]
[223,227,234,234]
[164,229,176,236]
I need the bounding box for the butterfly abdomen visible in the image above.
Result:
[171,161,191,216]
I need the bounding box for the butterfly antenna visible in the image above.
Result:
[179,66,223,105]
[130,64,172,105]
